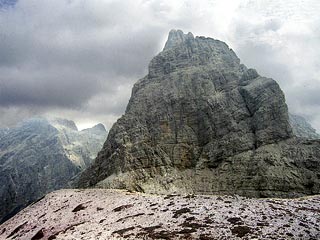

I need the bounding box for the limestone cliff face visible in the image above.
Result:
[0,118,107,223]
[78,30,320,197]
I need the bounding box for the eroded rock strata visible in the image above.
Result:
[78,30,320,197]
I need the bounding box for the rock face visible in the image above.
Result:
[78,30,320,198]
[50,118,107,169]
[0,117,107,223]
[289,113,320,139]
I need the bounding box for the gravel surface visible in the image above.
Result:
[0,189,319,239]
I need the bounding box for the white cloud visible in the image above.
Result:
[0,0,319,132]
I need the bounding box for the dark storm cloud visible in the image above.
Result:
[0,67,104,107]
[0,0,319,132]
[0,1,167,112]
[0,0,17,9]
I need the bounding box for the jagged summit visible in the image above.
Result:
[49,117,78,131]
[93,123,107,133]
[78,30,320,198]
[81,123,107,134]
[164,29,194,49]
[164,29,225,50]
[148,30,241,79]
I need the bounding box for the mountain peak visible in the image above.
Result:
[164,29,194,50]
[77,30,320,199]
[81,123,107,134]
[49,118,78,131]
[91,123,107,132]
[148,29,239,78]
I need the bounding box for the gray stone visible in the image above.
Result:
[1,189,320,239]
[0,117,107,223]
[77,30,320,198]
[289,113,320,139]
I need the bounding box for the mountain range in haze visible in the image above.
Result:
[0,117,107,223]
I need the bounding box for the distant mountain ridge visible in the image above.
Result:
[49,117,107,169]
[289,113,319,139]
[0,117,107,223]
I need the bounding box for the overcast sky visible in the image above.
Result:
[0,0,319,131]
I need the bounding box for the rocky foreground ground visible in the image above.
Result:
[0,189,319,240]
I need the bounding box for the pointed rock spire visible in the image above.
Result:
[164,29,194,50]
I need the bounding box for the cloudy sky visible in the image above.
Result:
[0,0,319,131]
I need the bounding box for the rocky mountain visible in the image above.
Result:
[289,113,320,139]
[1,189,319,239]
[0,117,107,223]
[78,30,320,198]
[49,118,107,169]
